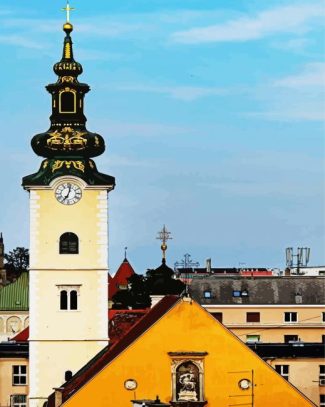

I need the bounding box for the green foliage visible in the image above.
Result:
[112,274,151,309]
[4,247,29,273]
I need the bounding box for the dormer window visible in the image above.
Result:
[59,232,79,254]
[59,89,76,113]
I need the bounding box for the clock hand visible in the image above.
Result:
[64,184,72,201]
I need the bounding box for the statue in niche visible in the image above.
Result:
[176,361,199,402]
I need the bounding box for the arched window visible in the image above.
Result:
[60,290,68,310]
[60,232,79,254]
[60,91,76,113]
[70,290,78,310]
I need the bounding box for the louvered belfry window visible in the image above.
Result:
[59,232,79,254]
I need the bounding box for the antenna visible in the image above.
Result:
[286,248,293,267]
[286,247,311,274]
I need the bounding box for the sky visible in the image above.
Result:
[0,0,324,274]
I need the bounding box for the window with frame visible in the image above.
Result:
[320,395,325,407]
[59,90,76,113]
[246,312,260,323]
[11,395,27,407]
[322,335,325,343]
[168,352,207,403]
[212,312,223,323]
[284,334,298,343]
[12,365,27,385]
[284,312,297,323]
[246,335,260,343]
[58,286,80,311]
[275,365,289,381]
[322,312,325,322]
[203,290,212,299]
[319,365,325,386]
[59,232,79,254]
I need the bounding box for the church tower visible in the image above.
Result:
[22,10,115,407]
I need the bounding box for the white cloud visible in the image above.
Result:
[0,34,45,49]
[273,62,325,88]
[171,3,324,44]
[117,84,228,101]
[246,62,325,122]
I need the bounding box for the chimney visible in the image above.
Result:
[54,388,64,407]
[206,258,211,274]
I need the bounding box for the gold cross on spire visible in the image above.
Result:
[62,1,75,23]
[156,225,172,261]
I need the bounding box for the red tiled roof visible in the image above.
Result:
[12,327,29,342]
[109,309,148,346]
[108,258,135,299]
[47,295,180,407]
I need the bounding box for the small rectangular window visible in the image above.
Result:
[322,335,325,343]
[322,312,325,322]
[204,290,212,298]
[212,312,223,323]
[284,312,297,323]
[246,312,260,323]
[246,335,260,343]
[320,365,325,386]
[11,395,27,407]
[284,335,298,343]
[232,290,241,297]
[320,395,325,407]
[12,366,27,386]
[275,365,289,381]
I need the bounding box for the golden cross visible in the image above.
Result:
[62,1,75,23]
[156,225,172,260]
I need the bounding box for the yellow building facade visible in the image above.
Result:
[204,305,325,343]
[0,357,28,407]
[49,298,315,407]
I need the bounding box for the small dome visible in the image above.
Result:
[63,22,73,34]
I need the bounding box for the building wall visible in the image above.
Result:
[61,300,314,407]
[28,178,110,407]
[267,358,325,407]
[0,312,29,342]
[204,305,325,343]
[0,358,28,407]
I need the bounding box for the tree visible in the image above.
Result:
[112,274,151,309]
[5,247,29,274]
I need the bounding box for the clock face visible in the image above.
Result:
[55,182,82,205]
[124,379,137,390]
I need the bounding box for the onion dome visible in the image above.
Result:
[30,22,105,159]
[23,18,115,188]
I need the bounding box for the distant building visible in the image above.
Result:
[190,275,325,405]
[0,272,29,341]
[108,257,136,307]
[287,266,325,277]
[175,266,275,285]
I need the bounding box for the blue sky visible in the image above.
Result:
[0,0,324,274]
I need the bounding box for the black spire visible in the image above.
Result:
[23,22,115,188]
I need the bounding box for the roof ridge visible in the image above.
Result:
[48,296,180,405]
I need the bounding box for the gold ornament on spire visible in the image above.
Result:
[156,225,172,261]
[62,0,75,23]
